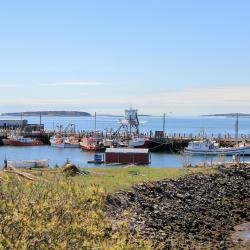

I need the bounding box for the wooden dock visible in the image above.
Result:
[1,129,250,152]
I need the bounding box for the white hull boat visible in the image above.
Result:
[50,134,79,148]
[128,136,149,148]
[184,140,250,155]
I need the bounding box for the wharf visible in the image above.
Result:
[1,129,250,152]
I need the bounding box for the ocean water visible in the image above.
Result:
[1,115,250,168]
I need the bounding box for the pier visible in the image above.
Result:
[1,129,250,152]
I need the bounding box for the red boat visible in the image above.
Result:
[2,136,43,146]
[80,137,105,151]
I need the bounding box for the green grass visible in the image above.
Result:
[77,167,187,193]
[26,166,210,193]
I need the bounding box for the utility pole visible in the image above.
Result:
[235,113,239,146]
[163,113,166,135]
[94,112,97,135]
[39,112,42,126]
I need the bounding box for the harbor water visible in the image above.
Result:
[1,115,250,168]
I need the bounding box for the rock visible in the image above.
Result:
[62,163,80,176]
[105,165,250,249]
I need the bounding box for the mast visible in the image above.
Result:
[39,112,42,126]
[235,113,239,146]
[163,113,166,135]
[39,112,42,132]
[94,112,97,135]
[20,112,23,129]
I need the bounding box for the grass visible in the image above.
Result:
[25,166,209,193]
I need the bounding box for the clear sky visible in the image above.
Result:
[0,0,250,115]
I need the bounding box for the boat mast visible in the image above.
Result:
[94,112,97,136]
[235,113,239,146]
[39,112,42,126]
[163,113,166,136]
[39,112,42,132]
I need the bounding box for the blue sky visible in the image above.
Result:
[0,0,250,115]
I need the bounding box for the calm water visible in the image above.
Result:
[1,146,249,168]
[1,115,250,168]
[2,114,250,136]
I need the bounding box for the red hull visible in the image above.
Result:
[80,145,105,151]
[2,139,43,146]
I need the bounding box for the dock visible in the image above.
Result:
[1,129,250,152]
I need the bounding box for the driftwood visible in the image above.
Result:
[4,165,45,181]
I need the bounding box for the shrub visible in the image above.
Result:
[0,175,151,249]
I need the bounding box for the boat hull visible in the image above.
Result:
[2,139,43,146]
[184,147,250,156]
[80,145,105,151]
[64,143,80,148]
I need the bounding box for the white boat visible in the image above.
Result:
[128,136,149,148]
[64,136,80,148]
[184,140,250,155]
[50,134,79,148]
[50,134,65,147]
[185,114,250,155]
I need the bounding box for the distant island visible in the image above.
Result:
[2,111,91,117]
[95,114,152,117]
[202,113,250,117]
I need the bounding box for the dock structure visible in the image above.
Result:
[1,128,250,152]
[0,119,28,128]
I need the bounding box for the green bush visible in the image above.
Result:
[0,175,151,250]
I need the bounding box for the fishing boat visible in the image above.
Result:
[50,134,64,147]
[128,135,150,148]
[2,136,43,146]
[185,113,250,155]
[184,139,250,155]
[80,137,105,151]
[50,134,79,148]
[64,136,80,148]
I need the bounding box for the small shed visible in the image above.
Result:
[105,148,150,164]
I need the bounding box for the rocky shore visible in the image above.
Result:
[106,165,250,249]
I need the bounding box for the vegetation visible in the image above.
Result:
[26,166,204,193]
[0,173,151,249]
[0,166,209,249]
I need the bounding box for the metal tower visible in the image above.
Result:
[116,108,140,136]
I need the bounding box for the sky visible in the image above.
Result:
[0,0,250,115]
